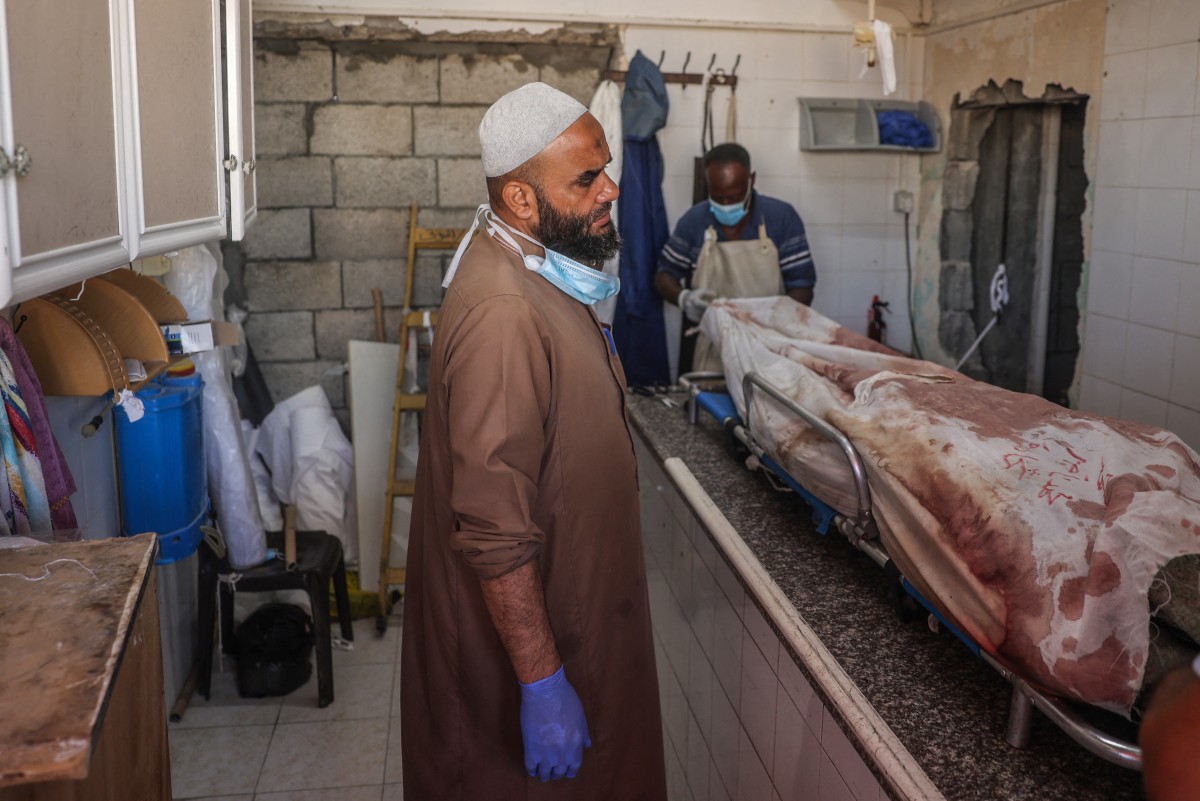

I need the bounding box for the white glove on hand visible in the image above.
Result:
[678,288,717,322]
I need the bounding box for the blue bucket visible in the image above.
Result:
[156,503,210,565]
[115,373,207,537]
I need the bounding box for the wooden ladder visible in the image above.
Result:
[376,202,467,632]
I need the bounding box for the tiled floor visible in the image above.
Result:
[169,608,405,801]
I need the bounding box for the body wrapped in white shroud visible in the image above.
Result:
[702,297,1200,715]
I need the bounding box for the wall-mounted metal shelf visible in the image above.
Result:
[799,97,941,153]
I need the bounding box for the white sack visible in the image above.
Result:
[256,385,358,564]
[163,245,267,570]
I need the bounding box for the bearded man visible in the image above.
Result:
[400,82,667,801]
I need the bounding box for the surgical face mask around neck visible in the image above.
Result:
[708,188,751,227]
[442,205,620,306]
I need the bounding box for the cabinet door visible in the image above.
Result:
[130,0,226,257]
[3,0,133,302]
[225,0,256,241]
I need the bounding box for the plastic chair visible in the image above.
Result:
[196,525,353,708]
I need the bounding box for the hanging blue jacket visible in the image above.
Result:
[613,51,671,386]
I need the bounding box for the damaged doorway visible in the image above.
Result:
[939,81,1087,405]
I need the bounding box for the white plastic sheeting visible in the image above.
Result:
[162,246,267,570]
[703,297,1200,715]
[255,386,358,565]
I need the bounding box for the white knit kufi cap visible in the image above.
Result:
[479,82,588,178]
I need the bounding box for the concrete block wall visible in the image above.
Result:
[235,33,609,427]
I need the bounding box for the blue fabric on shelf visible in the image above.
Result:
[877,109,934,149]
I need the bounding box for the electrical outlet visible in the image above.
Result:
[893,190,914,215]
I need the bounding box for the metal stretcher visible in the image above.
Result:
[679,370,1143,771]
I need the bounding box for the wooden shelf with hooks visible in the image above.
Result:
[601,69,738,88]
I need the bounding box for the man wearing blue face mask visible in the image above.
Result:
[655,142,817,372]
[401,82,666,801]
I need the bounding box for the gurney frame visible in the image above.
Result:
[679,370,1143,771]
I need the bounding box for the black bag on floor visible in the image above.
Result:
[234,602,314,698]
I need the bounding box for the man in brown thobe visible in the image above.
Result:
[401,82,666,800]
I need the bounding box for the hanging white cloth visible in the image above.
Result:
[589,78,624,325]
[874,20,897,95]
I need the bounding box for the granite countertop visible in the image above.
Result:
[0,533,158,786]
[627,391,1144,801]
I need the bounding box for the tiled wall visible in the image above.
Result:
[636,437,888,801]
[623,26,926,359]
[1078,0,1200,447]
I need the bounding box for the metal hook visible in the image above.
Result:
[681,51,691,73]
[657,50,665,68]
[731,54,741,76]
[707,53,717,73]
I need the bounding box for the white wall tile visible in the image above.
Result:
[772,693,821,799]
[1177,265,1200,337]
[1122,322,1176,398]
[1079,375,1124,418]
[754,132,802,180]
[841,225,888,271]
[1129,256,1183,328]
[777,653,825,734]
[1170,334,1200,406]
[841,271,887,322]
[817,749,857,801]
[754,32,806,81]
[1138,117,1192,189]
[738,627,778,771]
[1184,192,1200,264]
[1145,42,1199,118]
[1147,0,1200,48]
[798,150,846,179]
[672,520,696,616]
[1120,387,1170,426]
[691,548,718,656]
[1090,187,1139,255]
[709,683,741,797]
[1099,50,1147,121]
[1096,119,1143,188]
[802,34,851,82]
[841,180,892,226]
[686,709,711,801]
[812,269,843,319]
[689,635,716,747]
[1081,314,1129,384]
[743,596,780,673]
[667,740,688,801]
[735,729,772,801]
[712,572,744,707]
[799,177,847,225]
[843,153,899,180]
[1084,249,1133,319]
[1135,188,1187,261]
[807,225,842,275]
[1167,403,1200,447]
[1105,0,1151,54]
[822,708,883,801]
[665,661,691,766]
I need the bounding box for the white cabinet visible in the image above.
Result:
[225,0,257,242]
[0,0,256,308]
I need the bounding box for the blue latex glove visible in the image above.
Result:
[519,665,591,781]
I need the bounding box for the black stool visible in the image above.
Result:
[197,529,354,708]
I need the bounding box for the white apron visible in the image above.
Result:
[691,223,782,372]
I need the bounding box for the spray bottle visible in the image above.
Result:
[868,295,889,343]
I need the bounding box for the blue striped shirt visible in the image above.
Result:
[656,191,816,291]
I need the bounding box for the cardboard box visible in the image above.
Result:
[161,321,239,355]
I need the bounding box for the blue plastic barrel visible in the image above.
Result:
[115,372,207,542]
